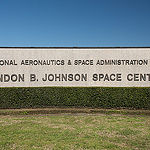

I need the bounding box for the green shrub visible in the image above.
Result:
[0,87,150,109]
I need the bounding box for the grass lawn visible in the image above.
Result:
[0,109,150,150]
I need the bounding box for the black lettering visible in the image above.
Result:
[30,74,36,82]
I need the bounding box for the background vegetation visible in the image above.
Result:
[0,87,150,109]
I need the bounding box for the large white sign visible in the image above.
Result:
[0,47,150,87]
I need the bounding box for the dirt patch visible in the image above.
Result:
[0,107,150,116]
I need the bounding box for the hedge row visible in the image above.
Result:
[0,87,150,109]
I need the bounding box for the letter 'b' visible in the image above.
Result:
[30,74,36,81]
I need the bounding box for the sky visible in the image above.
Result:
[0,0,150,47]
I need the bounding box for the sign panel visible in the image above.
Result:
[0,47,150,87]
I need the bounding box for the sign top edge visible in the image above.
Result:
[0,47,150,49]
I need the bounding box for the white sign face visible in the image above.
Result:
[0,47,150,87]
